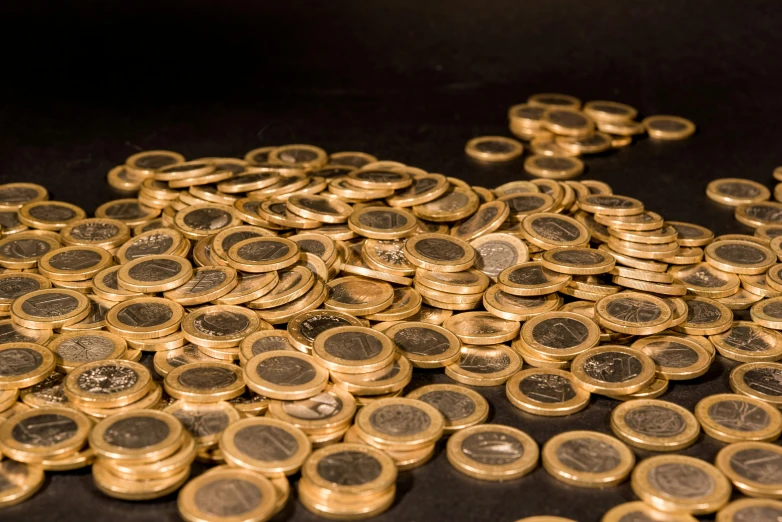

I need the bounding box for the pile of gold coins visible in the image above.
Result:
[0,91,782,522]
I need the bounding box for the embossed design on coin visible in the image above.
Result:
[21,293,79,317]
[0,348,44,376]
[556,438,621,473]
[127,259,183,282]
[418,390,476,422]
[393,327,450,356]
[678,266,727,287]
[0,238,51,260]
[646,462,715,498]
[172,409,230,438]
[282,392,343,420]
[56,335,115,362]
[250,336,294,355]
[117,302,173,327]
[605,298,662,323]
[744,368,782,396]
[177,270,227,295]
[531,216,582,241]
[255,356,316,386]
[551,249,606,265]
[722,326,771,352]
[686,300,722,324]
[459,349,511,374]
[582,352,642,382]
[47,250,103,271]
[414,238,465,261]
[732,506,782,522]
[369,404,431,436]
[183,208,232,231]
[237,240,291,261]
[474,240,518,277]
[194,478,263,517]
[178,367,238,390]
[729,448,782,484]
[69,222,119,241]
[641,340,699,368]
[77,364,139,394]
[316,450,383,486]
[300,316,352,342]
[714,243,767,264]
[23,373,68,404]
[707,400,770,432]
[124,234,175,260]
[461,431,524,465]
[103,416,171,449]
[193,311,250,336]
[323,331,383,360]
[29,204,76,221]
[623,406,686,437]
[233,425,298,460]
[11,413,78,446]
[531,318,589,349]
[0,277,41,300]
[518,374,577,403]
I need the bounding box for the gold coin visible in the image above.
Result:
[0,233,61,269]
[412,187,480,222]
[173,203,242,240]
[595,210,663,231]
[0,273,51,311]
[0,344,57,390]
[324,276,394,316]
[78,382,162,419]
[312,326,394,374]
[541,247,615,275]
[602,502,697,522]
[328,177,394,200]
[40,446,95,472]
[582,100,637,122]
[268,385,355,435]
[354,397,444,451]
[48,330,127,372]
[519,311,600,360]
[404,233,476,272]
[598,245,668,273]
[716,498,782,522]
[18,200,86,230]
[447,424,538,481]
[92,459,190,500]
[605,377,670,401]
[59,217,130,249]
[599,120,646,137]
[756,224,782,241]
[181,305,260,349]
[660,221,713,247]
[521,212,589,250]
[285,194,353,224]
[286,309,364,353]
[508,103,547,129]
[406,384,488,433]
[94,198,160,227]
[64,359,152,408]
[0,182,49,209]
[219,416,311,476]
[226,237,299,273]
[571,345,656,395]
[347,206,416,239]
[707,178,770,206]
[594,291,672,335]
[125,151,185,177]
[248,267,315,309]
[643,115,696,140]
[736,202,782,228]
[610,399,700,451]
[163,362,244,403]
[89,409,183,462]
[330,354,412,396]
[164,266,240,305]
[607,237,679,260]
[347,168,413,191]
[443,311,519,344]
[610,265,673,283]
[695,393,782,443]
[709,321,782,362]
[11,288,90,329]
[153,160,215,181]
[239,330,298,362]
[450,201,509,241]
[541,108,594,137]
[505,368,590,416]
[579,194,644,217]
[555,132,613,155]
[210,226,276,263]
[178,465,277,522]
[153,343,221,376]
[661,247,704,265]
[445,344,521,386]
[496,261,571,296]
[364,287,422,322]
[632,335,711,380]
[704,240,776,275]
[105,296,184,339]
[386,174,449,207]
[465,136,524,162]
[17,372,65,408]
[542,430,634,487]
[116,254,193,293]
[415,269,488,296]
[671,263,740,298]
[632,454,730,515]
[729,362,782,407]
[469,232,530,280]
[715,441,782,499]
[528,93,581,109]
[268,144,327,169]
[91,265,145,302]
[116,227,186,264]
[523,155,584,180]
[160,401,239,451]
[669,296,730,336]
[751,296,782,329]
[340,242,413,285]
[244,351,328,400]
[0,459,44,507]
[329,151,377,168]
[0,406,91,462]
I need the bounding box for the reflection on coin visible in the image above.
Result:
[542,430,634,487]
[715,441,782,498]
[730,362,782,407]
[595,291,672,335]
[447,424,538,481]
[312,326,395,374]
[715,498,782,522]
[244,351,329,400]
[384,322,461,368]
[570,345,656,396]
[505,369,590,416]
[643,115,696,140]
[354,397,444,451]
[610,399,700,451]
[164,362,245,403]
[632,335,711,380]
[695,393,782,443]
[445,344,521,386]
[219,416,311,476]
[709,321,782,362]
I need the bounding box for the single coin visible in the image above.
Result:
[268,144,327,169]
[324,276,394,316]
[0,273,51,311]
[89,410,184,462]
[709,321,782,362]
[445,344,521,386]
[695,393,782,443]
[497,262,571,296]
[707,178,771,207]
[583,100,637,122]
[268,385,356,433]
[37,245,114,282]
[555,132,612,155]
[521,213,589,251]
[632,335,711,380]
[599,120,646,136]
[541,247,615,275]
[524,155,584,180]
[116,228,185,263]
[0,233,61,269]
[595,291,672,335]
[64,359,151,407]
[412,187,480,222]
[443,311,520,345]
[153,159,215,181]
[736,202,782,228]
[406,384,488,433]
[766,264,782,293]
[153,343,222,376]
[386,174,449,208]
[664,221,714,246]
[528,93,581,109]
[164,362,245,403]
[470,233,530,280]
[18,201,86,230]
[465,136,524,162]
[643,115,696,140]
[752,296,782,329]
[704,240,776,275]
[48,330,127,372]
[217,170,281,193]
[286,194,353,224]
[116,255,193,293]
[244,351,328,400]
[519,312,600,361]
[672,263,740,298]
[364,287,422,322]
[312,326,395,374]
[0,406,91,462]
[181,305,260,349]
[631,455,730,515]
[213,269,277,305]
[239,331,297,361]
[594,211,662,231]
[610,399,700,451]
[542,108,594,137]
[730,362,782,407]
[287,309,364,353]
[219,416,311,476]
[0,460,45,507]
[508,103,547,129]
[505,369,590,416]
[382,321,461,368]
[354,397,444,451]
[447,424,538,481]
[210,226,276,263]
[404,235,476,274]
[757,224,782,241]
[0,182,48,208]
[60,217,130,249]
[579,194,645,216]
[226,237,299,273]
[90,266,143,302]
[94,198,160,227]
[602,502,697,522]
[105,297,184,339]
[347,206,416,239]
[571,345,656,395]
[451,201,509,241]
[174,203,242,240]
[165,266,240,306]
[542,430,634,487]
[716,498,782,522]
[415,269,489,295]
[715,441,782,499]
[672,296,732,335]
[484,288,561,321]
[606,377,670,401]
[329,151,377,168]
[248,267,314,310]
[17,371,65,408]
[178,466,277,522]
[10,288,90,329]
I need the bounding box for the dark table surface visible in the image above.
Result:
[1,1,781,521]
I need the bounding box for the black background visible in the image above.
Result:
[1,1,780,521]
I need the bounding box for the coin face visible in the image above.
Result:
[102,415,172,449]
[696,394,782,443]
[543,430,634,487]
[325,276,394,316]
[571,345,655,395]
[470,233,529,279]
[462,430,524,465]
[556,437,620,473]
[245,351,328,400]
[413,387,482,427]
[192,476,266,517]
[595,292,672,335]
[643,115,696,139]
[521,312,600,360]
[506,369,591,417]
[648,462,715,498]
[446,345,521,386]
[710,321,782,362]
[522,213,589,249]
[385,322,460,368]
[705,241,776,274]
[541,247,614,275]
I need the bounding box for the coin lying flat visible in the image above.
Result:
[406,384,488,433]
[413,188,480,222]
[445,344,521,386]
[244,351,329,400]
[324,276,394,316]
[64,359,152,408]
[443,312,519,345]
[595,291,672,335]
[89,410,184,462]
[736,202,782,229]
[404,233,475,272]
[465,136,524,162]
[174,203,242,240]
[707,178,771,207]
[730,362,782,407]
[18,201,86,230]
[330,354,412,397]
[164,362,245,403]
[521,213,590,250]
[610,399,700,452]
[505,368,590,416]
[631,455,731,515]
[671,263,740,298]
[497,262,571,296]
[541,247,615,275]
[0,342,56,390]
[709,321,782,362]
[704,240,776,275]
[312,326,395,374]
[0,459,45,507]
[695,393,782,443]
[632,335,712,380]
[105,297,184,340]
[165,266,240,306]
[0,406,91,463]
[354,397,444,452]
[286,309,364,353]
[447,424,538,481]
[470,232,530,280]
[601,502,697,522]
[715,498,782,522]
[715,441,782,499]
[116,255,193,293]
[48,330,127,372]
[542,430,634,487]
[10,288,91,330]
[571,345,656,396]
[95,198,160,227]
[219,416,311,476]
[519,312,600,361]
[383,321,461,368]
[643,115,696,140]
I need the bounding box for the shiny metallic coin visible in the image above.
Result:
[671,263,740,298]
[219,416,311,476]
[542,108,594,137]
[406,384,488,433]
[126,151,185,179]
[608,224,678,244]
[347,168,413,191]
[595,210,663,231]
[415,269,488,296]
[226,237,299,273]
[0,317,52,345]
[715,498,782,522]
[64,359,151,408]
[90,265,144,303]
[602,503,698,522]
[252,174,313,202]
[508,103,547,129]
[174,203,242,240]
[707,178,771,206]
[48,330,127,372]
[251,278,327,326]
[668,296,730,336]
[311,326,394,374]
[0,204,29,235]
[0,233,60,269]
[661,246,704,264]
[447,424,538,481]
[521,212,590,250]
[597,246,667,275]
[324,276,394,316]
[94,198,160,228]
[497,261,571,296]
[519,312,600,361]
[18,200,86,231]
[328,151,377,168]
[339,242,412,285]
[709,321,782,362]
[287,309,363,353]
[0,406,91,462]
[153,343,220,376]
[244,146,278,165]
[164,267,239,306]
[347,206,417,240]
[268,385,355,434]
[0,273,51,312]
[0,342,56,390]
[248,267,314,309]
[643,115,696,140]
[736,202,782,228]
[580,195,645,217]
[89,409,183,463]
[331,352,412,396]
[177,465,277,522]
[541,247,615,275]
[217,170,282,194]
[505,368,590,416]
[524,155,584,180]
[93,458,192,500]
[658,222,712,247]
[412,187,480,222]
[382,321,460,368]
[555,132,612,155]
[571,345,656,395]
[465,136,524,162]
[286,194,353,224]
[582,100,638,122]
[210,226,276,263]
[695,393,782,443]
[60,217,130,249]
[445,344,522,386]
[715,441,782,499]
[0,182,48,209]
[542,430,634,487]
[403,233,475,272]
[117,228,186,264]
[181,305,260,349]
[595,291,672,335]
[599,120,646,137]
[239,331,297,362]
[244,351,328,400]
[493,180,539,197]
[704,240,776,275]
[10,288,90,329]
[154,160,215,182]
[354,397,444,451]
[104,296,184,340]
[610,399,700,451]
[607,237,679,260]
[752,296,782,329]
[386,173,449,208]
[116,254,193,293]
[528,93,581,109]
[469,233,529,281]
[450,201,509,242]
[443,311,519,345]
[162,362,244,404]
[17,372,65,409]
[766,264,782,293]
[730,362,782,407]
[756,224,782,241]
[268,144,327,169]
[0,459,45,507]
